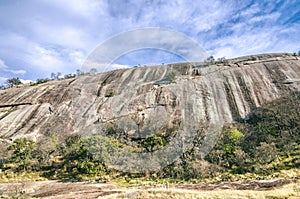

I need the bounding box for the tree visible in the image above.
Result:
[217,57,226,62]
[223,128,243,159]
[6,77,22,87]
[51,72,57,80]
[89,68,97,75]
[36,78,49,84]
[76,69,84,76]
[255,142,278,164]
[138,135,167,152]
[7,138,35,171]
[0,84,6,90]
[64,74,76,79]
[57,72,62,79]
[205,56,215,64]
[61,135,122,177]
[206,127,244,168]
[51,72,62,80]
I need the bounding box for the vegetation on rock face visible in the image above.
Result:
[105,90,115,98]
[30,78,49,86]
[6,77,22,87]
[205,55,215,64]
[6,138,35,171]
[0,92,299,183]
[138,135,167,152]
[161,92,300,180]
[154,71,177,85]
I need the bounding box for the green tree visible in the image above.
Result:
[6,77,22,87]
[206,56,215,64]
[255,142,278,164]
[60,135,123,178]
[89,68,97,75]
[223,128,243,159]
[7,138,35,171]
[206,127,244,168]
[139,135,167,152]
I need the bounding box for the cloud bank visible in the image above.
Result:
[0,0,299,83]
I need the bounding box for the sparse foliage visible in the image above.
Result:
[205,56,215,64]
[51,72,62,80]
[217,57,226,62]
[76,69,84,76]
[7,138,35,171]
[105,91,115,97]
[6,77,22,87]
[64,74,76,79]
[138,135,167,152]
[36,78,49,84]
[89,68,97,75]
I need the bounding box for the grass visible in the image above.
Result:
[0,109,16,113]
[105,182,300,199]
[0,170,46,183]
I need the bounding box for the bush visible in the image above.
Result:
[255,142,278,164]
[36,78,49,84]
[138,135,167,152]
[59,135,126,178]
[223,128,243,158]
[30,78,49,86]
[105,91,115,98]
[7,138,35,171]
[206,127,243,168]
[6,77,22,87]
[64,74,76,79]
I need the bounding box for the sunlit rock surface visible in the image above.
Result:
[0,53,299,141]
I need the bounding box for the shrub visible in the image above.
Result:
[6,77,22,87]
[105,91,115,97]
[36,78,49,84]
[138,135,167,152]
[223,128,243,157]
[60,135,125,178]
[7,138,35,171]
[205,56,215,64]
[30,78,49,86]
[64,74,76,79]
[255,142,278,164]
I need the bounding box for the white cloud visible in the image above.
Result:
[82,61,129,73]
[110,64,130,70]
[20,79,33,84]
[0,0,299,81]
[44,0,107,18]
[248,13,281,24]
[68,50,86,66]
[238,3,260,18]
[0,58,26,75]
[0,77,7,85]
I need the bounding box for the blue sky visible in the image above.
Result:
[0,0,299,84]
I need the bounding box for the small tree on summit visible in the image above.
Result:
[51,72,62,80]
[90,68,97,75]
[205,56,215,64]
[6,77,22,87]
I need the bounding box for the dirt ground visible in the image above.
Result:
[0,179,299,199]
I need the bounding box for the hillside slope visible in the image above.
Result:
[0,53,299,142]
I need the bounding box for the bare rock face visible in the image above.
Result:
[0,53,299,142]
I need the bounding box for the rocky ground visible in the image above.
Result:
[0,179,299,199]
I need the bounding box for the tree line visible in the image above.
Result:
[0,68,98,90]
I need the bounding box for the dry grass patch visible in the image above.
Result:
[105,182,300,199]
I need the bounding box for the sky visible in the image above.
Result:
[0,0,299,84]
